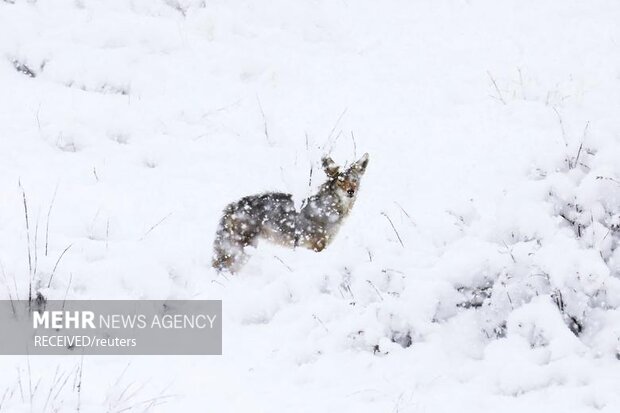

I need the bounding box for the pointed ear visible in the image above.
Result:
[322,156,340,178]
[353,153,369,173]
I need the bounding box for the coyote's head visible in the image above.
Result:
[321,153,369,206]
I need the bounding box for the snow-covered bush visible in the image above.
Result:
[342,139,620,360]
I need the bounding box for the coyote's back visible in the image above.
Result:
[212,153,369,273]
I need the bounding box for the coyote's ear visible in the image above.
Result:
[322,156,340,177]
[353,153,369,173]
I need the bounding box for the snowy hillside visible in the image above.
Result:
[1,0,620,411]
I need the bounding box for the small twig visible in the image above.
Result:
[18,181,33,304]
[256,95,272,146]
[339,282,355,301]
[35,103,42,133]
[596,176,620,186]
[47,244,73,288]
[577,162,590,171]
[300,164,313,211]
[581,120,590,141]
[327,108,347,143]
[487,71,506,105]
[322,108,348,154]
[52,367,73,402]
[42,366,60,413]
[572,121,589,169]
[528,272,550,280]
[501,241,516,263]
[312,314,329,332]
[76,354,84,412]
[559,213,575,225]
[17,368,24,403]
[116,394,176,413]
[601,228,611,244]
[382,268,405,275]
[394,202,416,227]
[112,363,132,393]
[307,164,314,191]
[11,270,19,301]
[366,280,384,301]
[273,256,292,272]
[45,184,58,257]
[381,212,404,248]
[62,273,73,310]
[350,131,357,159]
[117,381,145,406]
[506,291,514,309]
[139,213,173,241]
[552,107,568,148]
[27,353,32,405]
[1,261,17,317]
[210,279,226,287]
[300,133,314,211]
[33,213,40,277]
[572,143,583,169]
[517,67,525,100]
[105,219,110,250]
[0,386,11,412]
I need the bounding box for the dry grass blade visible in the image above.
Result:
[273,256,293,272]
[394,201,416,227]
[551,106,568,148]
[139,213,173,241]
[487,71,506,105]
[45,184,58,256]
[381,212,404,248]
[256,95,272,146]
[18,180,33,304]
[47,244,73,288]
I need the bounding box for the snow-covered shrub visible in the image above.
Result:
[344,139,620,358]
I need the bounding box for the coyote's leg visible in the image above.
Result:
[295,227,330,252]
[304,236,329,252]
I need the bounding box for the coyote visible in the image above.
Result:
[212,153,369,273]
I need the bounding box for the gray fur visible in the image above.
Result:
[212,153,369,273]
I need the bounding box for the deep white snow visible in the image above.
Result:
[1,0,620,411]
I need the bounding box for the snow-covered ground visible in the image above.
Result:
[1,0,620,411]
